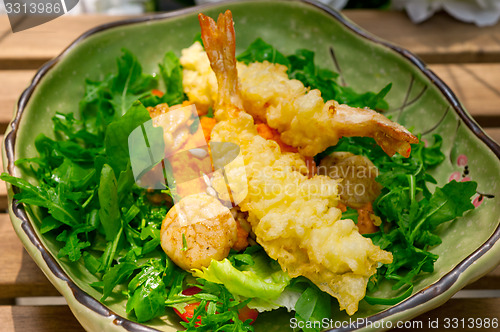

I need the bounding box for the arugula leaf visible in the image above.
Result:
[56,224,95,261]
[98,164,121,241]
[51,158,96,191]
[422,134,445,168]
[104,101,152,176]
[171,280,255,331]
[102,261,139,300]
[342,206,359,224]
[237,38,289,66]
[1,174,80,227]
[205,107,214,118]
[159,51,185,105]
[40,215,63,234]
[79,49,157,137]
[140,51,186,108]
[139,221,161,255]
[110,49,157,116]
[126,258,168,322]
[28,134,100,169]
[52,112,101,146]
[337,83,392,110]
[99,223,124,273]
[228,251,254,267]
[411,180,477,241]
[79,77,114,137]
[117,165,136,203]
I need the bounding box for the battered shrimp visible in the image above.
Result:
[161,193,238,271]
[198,11,392,315]
[183,23,419,157]
[276,99,418,158]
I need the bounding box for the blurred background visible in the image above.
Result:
[72,0,392,14]
[1,0,498,26]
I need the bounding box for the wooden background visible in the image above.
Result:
[0,10,499,332]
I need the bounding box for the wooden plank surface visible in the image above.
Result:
[0,306,85,332]
[0,213,60,298]
[485,128,500,144]
[429,64,500,125]
[0,70,35,132]
[392,298,500,331]
[343,10,500,64]
[467,266,500,290]
[0,16,132,69]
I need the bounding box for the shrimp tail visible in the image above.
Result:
[333,103,419,158]
[199,11,243,113]
[372,124,417,158]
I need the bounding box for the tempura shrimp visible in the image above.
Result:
[198,11,392,315]
[185,18,418,157]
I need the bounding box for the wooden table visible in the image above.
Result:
[1,10,499,332]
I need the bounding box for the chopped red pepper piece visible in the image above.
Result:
[172,287,259,326]
[151,89,164,97]
[237,305,259,324]
[182,286,202,296]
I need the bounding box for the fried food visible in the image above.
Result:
[193,11,393,315]
[182,32,418,158]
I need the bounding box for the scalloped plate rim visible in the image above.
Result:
[2,0,500,331]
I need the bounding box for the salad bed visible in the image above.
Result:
[1,37,477,331]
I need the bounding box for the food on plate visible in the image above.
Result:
[183,18,418,158]
[318,152,382,208]
[160,193,238,271]
[1,9,479,331]
[185,11,399,315]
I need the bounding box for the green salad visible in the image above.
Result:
[2,36,477,331]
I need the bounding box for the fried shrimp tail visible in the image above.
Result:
[199,11,243,115]
[332,102,419,158]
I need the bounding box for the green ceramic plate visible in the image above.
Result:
[3,0,500,331]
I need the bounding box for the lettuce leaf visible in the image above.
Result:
[247,287,301,312]
[193,249,290,302]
